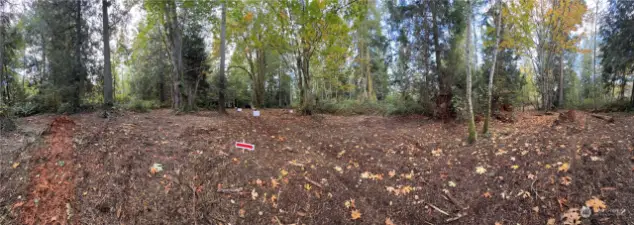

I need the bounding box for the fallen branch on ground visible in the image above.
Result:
[590,114,614,123]
[304,176,323,189]
[426,203,449,216]
[446,213,467,222]
[442,189,469,210]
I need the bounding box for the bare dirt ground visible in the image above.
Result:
[2,109,634,225]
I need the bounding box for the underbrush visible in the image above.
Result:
[316,99,428,116]
[125,99,160,112]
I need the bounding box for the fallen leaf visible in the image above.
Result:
[562,208,581,225]
[388,170,396,178]
[304,183,312,191]
[494,222,502,225]
[559,163,570,173]
[239,208,246,218]
[448,181,456,187]
[511,165,519,170]
[475,166,487,174]
[585,197,607,213]
[351,210,361,220]
[251,189,259,200]
[255,179,263,186]
[344,199,356,208]
[334,166,343,174]
[11,162,20,169]
[385,217,395,225]
[482,192,492,198]
[271,178,279,188]
[546,218,556,225]
[560,176,572,186]
[150,163,163,175]
[401,186,413,194]
[270,195,278,207]
[280,169,288,177]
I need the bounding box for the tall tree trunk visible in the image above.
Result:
[620,70,626,99]
[466,0,476,143]
[0,20,4,106]
[40,33,46,86]
[73,0,83,109]
[102,0,113,108]
[164,1,182,110]
[591,0,598,110]
[431,0,450,119]
[483,0,502,135]
[558,53,564,108]
[366,43,375,102]
[217,0,227,113]
[631,75,634,107]
[254,48,266,108]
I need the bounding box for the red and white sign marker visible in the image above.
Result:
[235,142,255,151]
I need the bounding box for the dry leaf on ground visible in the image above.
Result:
[351,210,361,220]
[585,197,607,212]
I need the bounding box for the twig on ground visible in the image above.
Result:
[442,189,469,210]
[426,203,449,216]
[190,183,197,225]
[531,178,541,201]
[274,216,283,225]
[446,213,467,222]
[207,215,227,224]
[289,161,305,167]
[304,176,323,189]
[423,221,435,225]
[217,187,243,193]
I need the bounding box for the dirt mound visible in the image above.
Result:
[19,116,76,225]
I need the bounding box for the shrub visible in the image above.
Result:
[315,98,430,116]
[11,102,39,117]
[386,100,428,115]
[125,99,159,112]
[0,105,16,133]
[316,99,386,115]
[56,102,76,114]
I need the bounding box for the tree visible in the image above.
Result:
[271,0,351,114]
[502,0,586,110]
[102,0,113,108]
[465,0,476,143]
[482,0,502,135]
[601,0,634,106]
[218,0,227,113]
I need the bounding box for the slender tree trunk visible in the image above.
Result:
[102,0,113,108]
[466,0,476,143]
[620,70,626,100]
[558,53,564,108]
[591,1,598,110]
[40,34,46,85]
[483,0,502,135]
[631,76,634,107]
[217,0,227,113]
[366,43,375,101]
[0,21,4,106]
[73,0,83,109]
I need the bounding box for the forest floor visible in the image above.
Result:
[1,109,633,225]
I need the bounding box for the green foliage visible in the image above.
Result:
[10,102,38,117]
[316,98,427,116]
[125,99,159,113]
